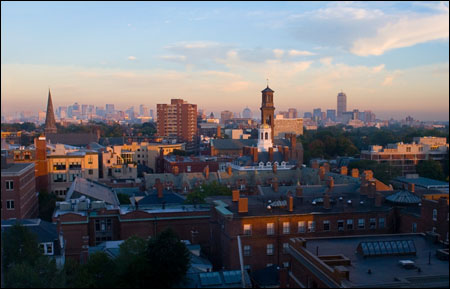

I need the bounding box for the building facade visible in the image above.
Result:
[337,91,347,118]
[157,99,197,147]
[1,160,38,220]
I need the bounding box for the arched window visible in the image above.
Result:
[265,132,268,140]
[261,133,264,140]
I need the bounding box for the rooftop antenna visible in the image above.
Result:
[267,78,269,87]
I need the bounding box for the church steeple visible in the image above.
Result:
[44,89,57,135]
[260,84,275,142]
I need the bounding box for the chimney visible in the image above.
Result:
[289,133,297,149]
[272,162,277,174]
[173,166,179,176]
[288,196,294,212]
[283,146,290,162]
[324,193,331,209]
[312,161,319,169]
[368,180,376,198]
[363,170,373,181]
[272,179,279,192]
[327,176,334,191]
[408,183,415,193]
[296,185,303,198]
[232,190,240,202]
[340,166,348,175]
[204,165,210,179]
[375,192,383,207]
[156,179,163,199]
[216,125,221,138]
[252,147,258,163]
[269,147,274,162]
[351,168,359,178]
[238,198,248,213]
[227,165,232,175]
[319,166,325,181]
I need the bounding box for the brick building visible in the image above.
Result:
[53,177,210,263]
[157,99,197,150]
[1,158,38,220]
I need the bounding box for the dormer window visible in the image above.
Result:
[281,161,286,167]
[266,162,271,167]
[259,162,264,168]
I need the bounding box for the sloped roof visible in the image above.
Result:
[1,219,58,243]
[386,190,421,205]
[66,177,120,206]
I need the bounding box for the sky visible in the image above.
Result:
[1,1,449,121]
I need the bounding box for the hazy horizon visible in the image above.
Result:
[2,1,449,121]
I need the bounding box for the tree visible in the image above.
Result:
[416,160,445,181]
[39,190,60,222]
[146,229,191,288]
[1,223,42,272]
[115,236,149,288]
[84,252,118,288]
[185,181,232,204]
[117,193,131,205]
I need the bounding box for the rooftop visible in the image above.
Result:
[1,162,34,175]
[1,219,58,244]
[209,184,393,218]
[300,234,449,287]
[66,177,120,206]
[393,176,449,189]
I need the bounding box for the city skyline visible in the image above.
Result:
[1,1,449,121]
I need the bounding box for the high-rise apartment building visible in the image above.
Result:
[326,109,336,121]
[337,91,347,117]
[221,110,234,124]
[106,104,115,114]
[157,99,197,144]
[288,108,298,119]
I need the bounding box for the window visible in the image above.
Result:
[323,220,330,231]
[370,218,376,229]
[5,180,14,191]
[267,263,273,267]
[338,220,344,231]
[267,223,274,235]
[88,169,93,175]
[283,242,289,254]
[244,245,251,256]
[298,221,306,233]
[358,219,365,229]
[69,162,81,170]
[267,244,274,255]
[88,156,93,164]
[6,200,14,210]
[347,219,353,230]
[406,147,411,152]
[53,174,67,182]
[412,223,417,233]
[433,209,437,221]
[283,222,290,234]
[95,219,112,232]
[283,262,290,268]
[308,221,315,232]
[265,132,268,140]
[187,166,191,172]
[46,243,53,255]
[53,162,66,171]
[379,218,385,229]
[243,224,252,235]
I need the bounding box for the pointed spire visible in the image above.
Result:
[44,88,57,135]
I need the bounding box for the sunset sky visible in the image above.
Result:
[1,1,449,120]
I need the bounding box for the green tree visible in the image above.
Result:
[185,181,232,204]
[115,236,149,288]
[146,229,191,288]
[117,193,131,205]
[1,223,42,271]
[84,251,118,288]
[38,190,60,222]
[416,160,446,181]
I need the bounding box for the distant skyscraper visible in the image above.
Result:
[313,108,322,121]
[337,91,347,117]
[44,89,57,134]
[288,108,298,119]
[150,109,154,119]
[139,104,149,117]
[106,104,115,114]
[242,107,252,119]
[326,109,336,121]
[303,112,312,119]
[221,110,233,124]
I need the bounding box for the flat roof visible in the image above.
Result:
[1,162,34,175]
[303,234,449,287]
[394,176,449,189]
[209,186,393,218]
